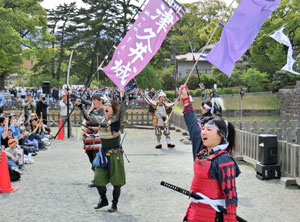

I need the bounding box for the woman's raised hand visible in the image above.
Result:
[178,85,189,99]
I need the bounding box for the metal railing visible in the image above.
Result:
[169,113,300,186]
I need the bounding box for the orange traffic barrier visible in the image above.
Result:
[0,151,18,193]
[57,119,65,140]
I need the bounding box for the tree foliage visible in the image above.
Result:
[0,0,50,89]
[1,0,299,92]
[32,0,140,87]
[247,0,300,76]
[240,68,269,92]
[151,0,231,70]
[136,64,162,90]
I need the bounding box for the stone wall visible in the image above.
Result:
[277,81,300,116]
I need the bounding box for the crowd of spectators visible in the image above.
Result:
[0,85,167,182]
[0,86,165,110]
[0,87,54,182]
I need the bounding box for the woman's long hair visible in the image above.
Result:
[111,100,119,115]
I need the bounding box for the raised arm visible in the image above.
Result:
[76,98,107,125]
[142,90,157,106]
[178,85,201,138]
[178,85,203,159]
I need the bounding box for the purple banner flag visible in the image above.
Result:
[102,0,185,89]
[206,0,280,76]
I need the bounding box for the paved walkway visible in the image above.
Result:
[1,128,300,222]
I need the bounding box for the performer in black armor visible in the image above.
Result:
[76,93,105,187]
[76,89,126,213]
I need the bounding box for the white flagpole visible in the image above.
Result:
[67,50,74,86]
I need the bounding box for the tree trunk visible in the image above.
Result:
[51,41,55,79]
[0,74,6,90]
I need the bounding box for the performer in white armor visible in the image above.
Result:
[144,91,175,149]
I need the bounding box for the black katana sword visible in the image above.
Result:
[160,181,247,222]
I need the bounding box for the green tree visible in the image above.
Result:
[0,0,49,89]
[47,3,77,81]
[65,0,139,86]
[136,65,162,89]
[240,68,269,92]
[272,70,291,92]
[248,0,300,76]
[151,0,232,70]
[200,73,215,89]
[210,67,230,89]
[178,74,200,90]
[161,73,175,90]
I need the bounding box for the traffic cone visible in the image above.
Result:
[0,151,18,193]
[57,119,65,140]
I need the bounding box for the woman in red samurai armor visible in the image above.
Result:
[179,85,241,222]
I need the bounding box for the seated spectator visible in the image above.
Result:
[0,116,9,149]
[1,128,14,148]
[5,139,21,173]
[9,113,22,140]
[23,123,39,151]
[30,117,50,148]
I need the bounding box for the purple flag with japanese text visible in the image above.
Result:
[102,0,185,89]
[206,0,280,77]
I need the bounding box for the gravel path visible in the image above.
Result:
[1,128,300,222]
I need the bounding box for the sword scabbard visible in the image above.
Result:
[160,181,248,222]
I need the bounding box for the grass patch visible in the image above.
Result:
[174,94,279,111]
[222,94,280,110]
[173,105,184,114]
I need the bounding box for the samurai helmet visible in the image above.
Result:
[158,91,166,98]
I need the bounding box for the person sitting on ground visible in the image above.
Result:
[9,113,22,140]
[23,122,39,152]
[5,139,21,173]
[1,128,14,148]
[30,114,51,146]
[0,117,9,149]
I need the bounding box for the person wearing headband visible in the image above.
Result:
[91,89,126,213]
[201,99,223,119]
[178,85,224,160]
[183,115,240,222]
[143,90,175,149]
[75,93,105,188]
[179,85,240,221]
